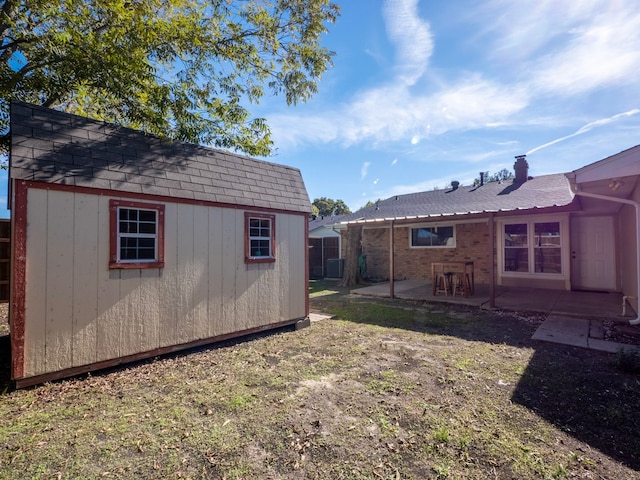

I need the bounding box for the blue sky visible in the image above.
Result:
[3,0,640,216]
[256,0,640,211]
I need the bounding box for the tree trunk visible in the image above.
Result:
[339,225,363,287]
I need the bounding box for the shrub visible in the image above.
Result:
[613,348,640,373]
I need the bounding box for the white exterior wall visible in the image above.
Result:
[22,189,307,377]
[619,184,640,313]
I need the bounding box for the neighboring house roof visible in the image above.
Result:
[9,102,312,214]
[336,173,576,225]
[309,214,348,232]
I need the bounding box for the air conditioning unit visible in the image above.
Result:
[326,258,344,278]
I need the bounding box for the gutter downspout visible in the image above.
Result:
[568,178,640,325]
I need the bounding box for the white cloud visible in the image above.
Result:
[529,14,640,95]
[527,110,640,154]
[361,161,371,179]
[382,0,433,86]
[269,0,640,154]
[272,75,528,149]
[474,1,602,62]
[473,1,640,95]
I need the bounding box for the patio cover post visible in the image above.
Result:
[389,219,395,299]
[489,213,495,308]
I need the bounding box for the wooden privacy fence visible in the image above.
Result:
[309,237,340,278]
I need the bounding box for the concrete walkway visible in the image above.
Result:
[349,280,640,353]
[532,315,640,353]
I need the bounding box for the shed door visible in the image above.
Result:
[570,216,616,291]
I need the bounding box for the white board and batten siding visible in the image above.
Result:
[23,188,307,378]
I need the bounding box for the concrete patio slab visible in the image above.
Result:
[492,287,561,313]
[350,280,630,320]
[587,338,640,353]
[554,290,626,318]
[309,312,333,322]
[348,280,639,352]
[351,280,500,308]
[532,315,590,348]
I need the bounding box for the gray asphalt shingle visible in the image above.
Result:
[337,173,575,224]
[10,102,312,214]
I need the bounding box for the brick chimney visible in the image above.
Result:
[513,155,529,183]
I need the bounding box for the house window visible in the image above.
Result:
[503,221,562,274]
[504,223,528,272]
[534,222,562,273]
[109,200,165,269]
[245,212,276,263]
[410,225,455,248]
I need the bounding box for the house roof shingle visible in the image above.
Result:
[9,102,312,214]
[337,173,576,225]
[308,214,348,232]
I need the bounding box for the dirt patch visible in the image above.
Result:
[603,319,640,346]
[0,303,7,336]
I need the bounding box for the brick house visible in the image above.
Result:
[331,151,640,320]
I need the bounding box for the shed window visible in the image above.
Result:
[410,225,455,248]
[245,212,276,263]
[110,200,165,269]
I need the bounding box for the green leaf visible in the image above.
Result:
[0,0,340,156]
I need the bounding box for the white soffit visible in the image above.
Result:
[573,145,640,184]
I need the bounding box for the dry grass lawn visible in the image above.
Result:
[0,282,639,479]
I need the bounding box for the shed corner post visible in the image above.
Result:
[305,214,310,318]
[11,180,28,380]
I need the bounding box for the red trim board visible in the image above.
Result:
[22,180,310,219]
[10,180,27,380]
[15,317,304,388]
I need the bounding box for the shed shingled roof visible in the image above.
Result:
[9,102,312,214]
[336,173,576,225]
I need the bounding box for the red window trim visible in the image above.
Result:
[109,199,165,269]
[245,212,276,264]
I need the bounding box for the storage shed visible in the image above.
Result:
[8,102,312,388]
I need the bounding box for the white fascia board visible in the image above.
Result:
[571,145,640,184]
[342,215,491,229]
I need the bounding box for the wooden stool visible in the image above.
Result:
[434,273,451,295]
[451,274,465,296]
